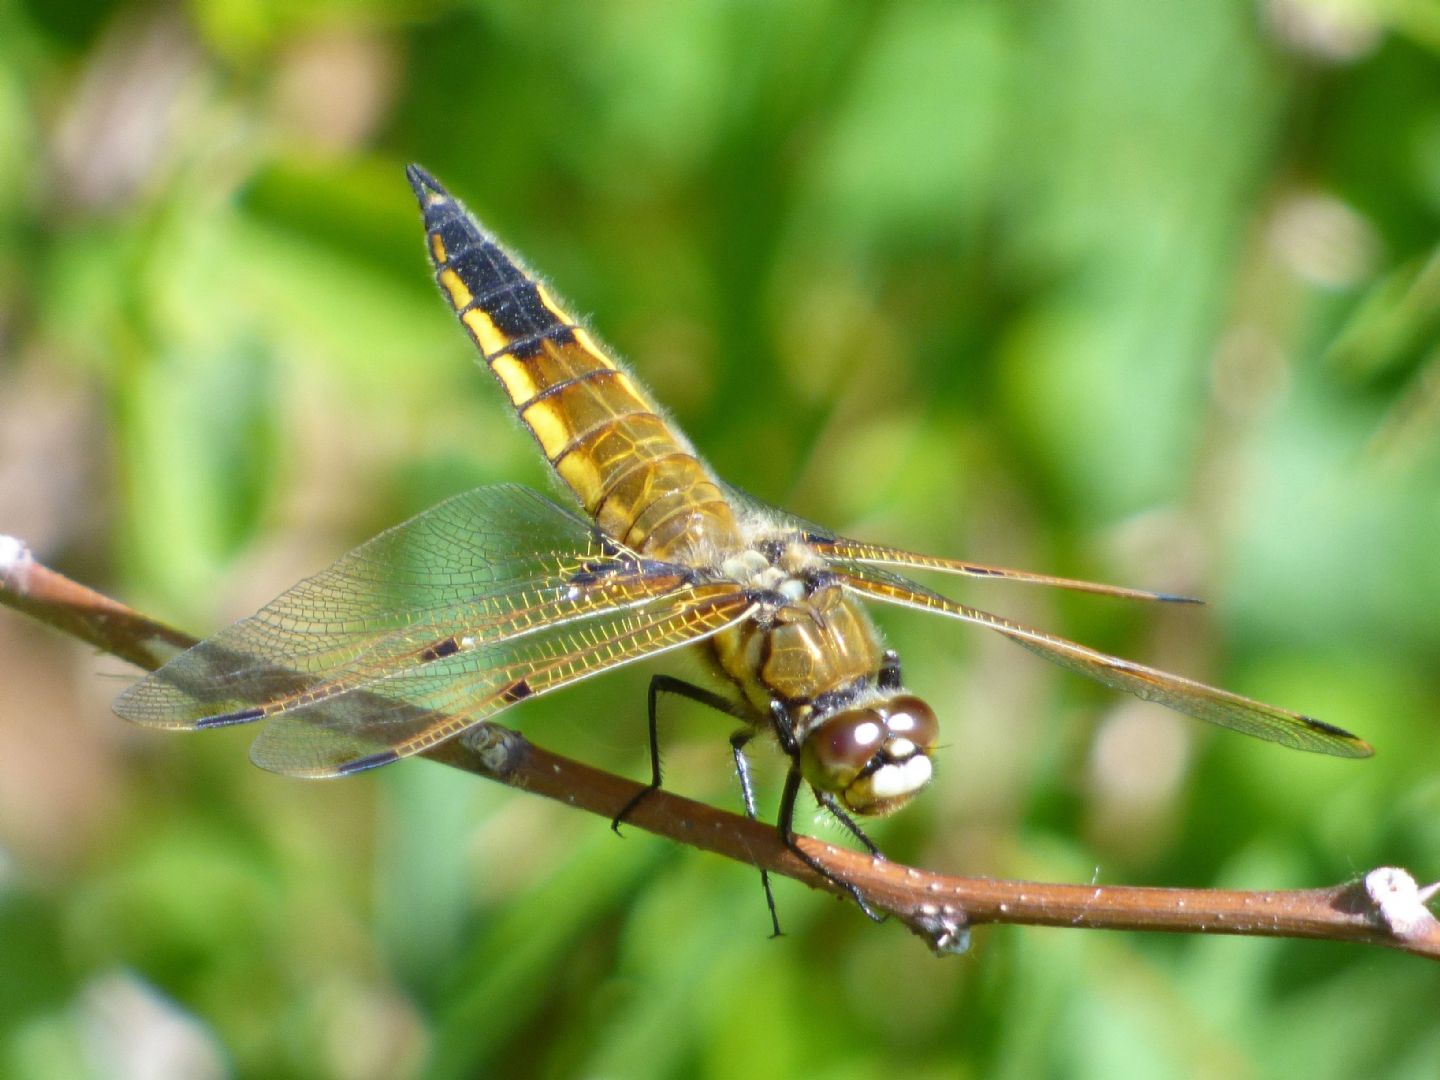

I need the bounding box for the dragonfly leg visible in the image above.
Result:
[877,649,903,691]
[612,674,748,834]
[731,729,782,937]
[766,697,885,861]
[814,791,883,857]
[777,768,884,923]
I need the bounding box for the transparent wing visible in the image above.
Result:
[814,538,1196,603]
[114,484,754,775]
[720,482,1192,603]
[248,583,754,777]
[836,564,1372,758]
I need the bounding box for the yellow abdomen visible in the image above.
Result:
[411,169,741,562]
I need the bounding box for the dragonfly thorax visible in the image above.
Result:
[718,547,809,601]
[706,549,941,815]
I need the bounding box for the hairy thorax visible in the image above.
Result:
[708,544,885,722]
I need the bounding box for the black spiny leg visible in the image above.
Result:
[775,768,884,923]
[612,674,750,833]
[814,791,884,857]
[767,701,883,921]
[731,730,782,937]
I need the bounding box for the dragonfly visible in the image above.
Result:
[115,165,1372,921]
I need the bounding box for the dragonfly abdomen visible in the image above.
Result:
[410,166,740,562]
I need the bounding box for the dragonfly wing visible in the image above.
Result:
[837,565,1372,758]
[718,482,1193,603]
[816,539,1196,603]
[248,583,755,777]
[114,484,704,732]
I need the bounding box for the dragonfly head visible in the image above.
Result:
[799,694,939,815]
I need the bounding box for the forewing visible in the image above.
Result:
[719,483,1192,603]
[816,539,1195,603]
[837,565,1372,758]
[248,583,755,777]
[114,484,698,731]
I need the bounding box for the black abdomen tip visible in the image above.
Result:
[406,164,448,205]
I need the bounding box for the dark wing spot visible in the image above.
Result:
[338,750,401,775]
[419,636,461,662]
[196,706,266,729]
[500,679,534,704]
[1303,714,1361,739]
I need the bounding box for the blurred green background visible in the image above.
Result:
[3,0,1440,1076]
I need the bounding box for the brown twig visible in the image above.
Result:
[0,536,193,670]
[3,533,1437,958]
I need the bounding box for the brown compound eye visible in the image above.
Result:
[800,708,886,795]
[799,695,940,816]
[881,695,938,752]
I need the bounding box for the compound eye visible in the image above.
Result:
[799,708,885,794]
[882,695,939,751]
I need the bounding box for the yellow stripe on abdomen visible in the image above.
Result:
[408,166,742,561]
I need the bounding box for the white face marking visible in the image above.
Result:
[868,755,933,799]
[778,578,806,602]
[852,720,882,748]
[887,737,916,759]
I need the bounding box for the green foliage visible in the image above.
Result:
[3,0,1439,1076]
